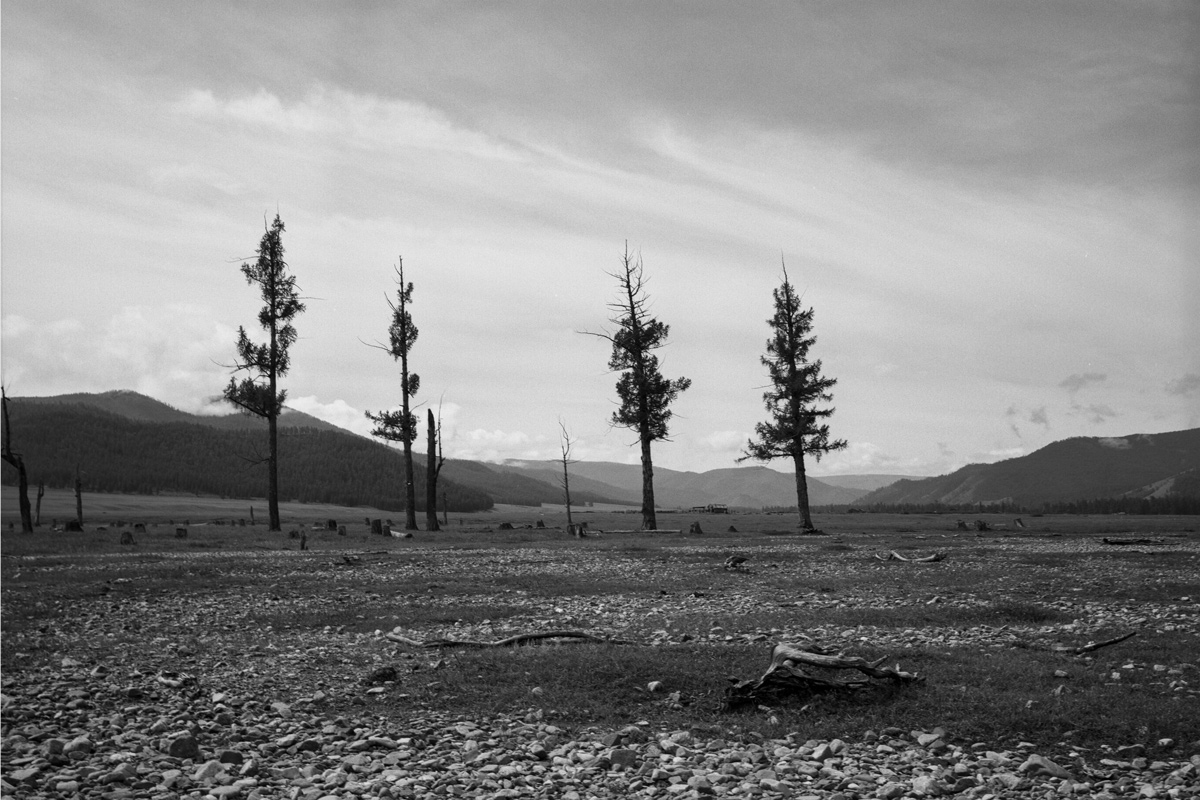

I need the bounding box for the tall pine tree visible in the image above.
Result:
[365,258,420,531]
[596,244,691,531]
[740,262,846,531]
[223,214,305,531]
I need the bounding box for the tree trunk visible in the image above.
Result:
[640,431,657,531]
[16,462,33,533]
[75,465,84,527]
[267,414,281,530]
[563,460,574,529]
[35,481,44,527]
[425,409,440,531]
[792,452,813,530]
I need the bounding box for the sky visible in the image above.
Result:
[2,1,1198,478]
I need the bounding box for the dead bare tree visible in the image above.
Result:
[74,464,83,527]
[425,407,446,532]
[1,389,34,533]
[558,419,579,531]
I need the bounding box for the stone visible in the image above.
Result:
[1019,754,1073,780]
[609,748,638,770]
[168,734,202,761]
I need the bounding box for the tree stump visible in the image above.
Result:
[119,531,135,545]
[689,521,703,534]
[175,527,187,539]
[724,642,923,711]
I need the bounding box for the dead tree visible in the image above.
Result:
[558,419,579,530]
[1,390,34,533]
[75,464,83,528]
[725,641,923,710]
[425,407,445,532]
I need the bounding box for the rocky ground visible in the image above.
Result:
[3,533,1198,799]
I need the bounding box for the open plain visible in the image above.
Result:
[2,494,1198,799]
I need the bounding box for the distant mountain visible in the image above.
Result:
[814,474,918,492]
[1,391,626,510]
[18,390,345,433]
[859,428,1200,508]
[504,460,870,508]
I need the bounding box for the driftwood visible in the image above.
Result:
[724,555,749,571]
[386,629,630,649]
[725,642,923,710]
[1049,631,1137,655]
[875,550,946,562]
[1102,537,1164,546]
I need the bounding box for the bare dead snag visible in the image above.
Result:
[385,630,631,649]
[875,550,946,562]
[724,642,923,710]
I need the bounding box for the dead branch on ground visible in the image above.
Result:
[874,550,946,562]
[385,630,631,649]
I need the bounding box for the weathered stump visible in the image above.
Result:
[724,642,923,711]
[119,531,135,545]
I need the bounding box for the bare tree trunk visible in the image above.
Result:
[1,391,34,533]
[792,452,813,531]
[640,430,657,531]
[425,409,440,532]
[268,414,280,531]
[35,481,44,527]
[75,464,84,528]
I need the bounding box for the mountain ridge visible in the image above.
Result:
[859,429,1200,508]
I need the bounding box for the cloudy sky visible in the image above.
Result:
[3,1,1197,477]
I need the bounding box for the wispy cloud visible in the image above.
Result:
[1165,373,1200,397]
[1060,372,1107,394]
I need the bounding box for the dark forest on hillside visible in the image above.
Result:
[0,403,494,512]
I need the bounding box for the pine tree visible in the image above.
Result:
[596,244,691,531]
[366,258,420,531]
[740,262,846,531]
[223,215,305,531]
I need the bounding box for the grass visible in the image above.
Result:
[365,638,1198,755]
[3,495,1198,758]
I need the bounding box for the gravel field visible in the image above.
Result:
[3,528,1198,799]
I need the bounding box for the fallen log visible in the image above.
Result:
[385,629,630,649]
[724,642,923,710]
[1049,631,1137,655]
[1102,537,1164,546]
[875,550,946,562]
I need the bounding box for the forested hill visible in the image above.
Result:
[859,428,1200,510]
[0,395,628,510]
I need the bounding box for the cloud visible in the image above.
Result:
[1073,403,1118,424]
[1098,437,1131,450]
[1059,372,1106,394]
[700,430,748,453]
[286,396,371,436]
[172,85,523,163]
[0,306,233,413]
[1165,373,1200,397]
[1029,407,1049,428]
